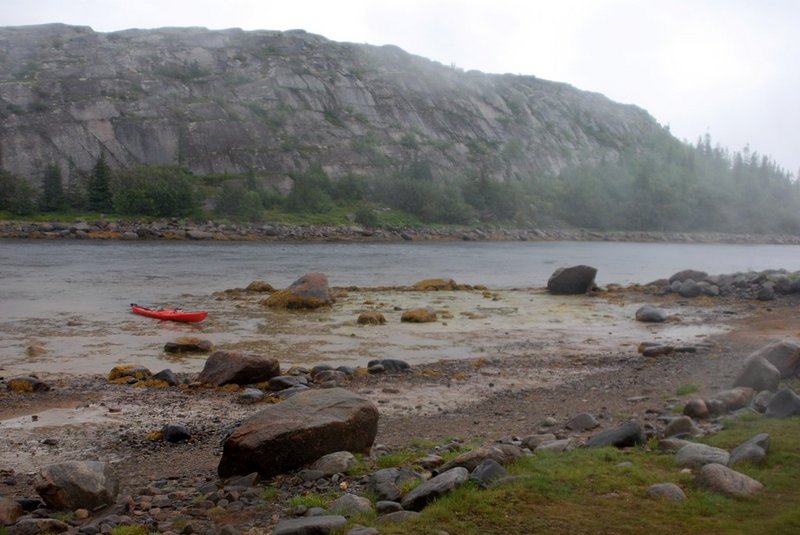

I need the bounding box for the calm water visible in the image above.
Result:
[1,239,798,323]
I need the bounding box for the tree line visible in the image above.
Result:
[1,134,799,235]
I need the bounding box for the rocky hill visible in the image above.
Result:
[0,23,667,186]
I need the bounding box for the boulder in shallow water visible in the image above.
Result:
[263,272,334,309]
[546,265,597,295]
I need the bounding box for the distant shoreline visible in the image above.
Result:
[1,219,800,245]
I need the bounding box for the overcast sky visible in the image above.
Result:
[4,0,799,173]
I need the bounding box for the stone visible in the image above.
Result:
[669,269,708,283]
[657,437,692,452]
[765,388,800,418]
[753,390,774,413]
[411,278,460,291]
[586,422,645,448]
[674,443,730,469]
[366,358,410,373]
[546,265,597,295]
[152,369,180,386]
[347,527,381,535]
[535,439,571,454]
[635,305,668,323]
[357,311,386,325]
[245,280,275,293]
[218,388,378,478]
[522,433,557,450]
[752,340,800,378]
[400,467,469,511]
[733,355,781,392]
[34,461,119,510]
[269,375,306,390]
[375,501,403,515]
[374,510,421,524]
[164,337,213,353]
[470,459,510,488]
[10,518,69,534]
[645,482,686,502]
[239,388,266,403]
[712,387,753,411]
[161,423,192,443]
[0,496,23,525]
[367,468,423,502]
[197,350,280,386]
[264,272,334,309]
[272,515,347,535]
[566,412,599,432]
[729,433,770,467]
[415,454,444,470]
[663,416,702,438]
[328,494,373,517]
[756,285,775,301]
[311,451,356,476]
[108,365,152,381]
[678,279,702,298]
[696,463,763,497]
[400,308,437,323]
[683,398,709,420]
[706,398,727,417]
[6,376,50,392]
[438,444,524,473]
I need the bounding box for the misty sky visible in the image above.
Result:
[4,0,799,173]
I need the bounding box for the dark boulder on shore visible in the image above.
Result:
[218,388,378,478]
[197,351,280,386]
[546,265,597,295]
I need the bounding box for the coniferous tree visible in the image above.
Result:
[39,163,64,212]
[87,153,113,212]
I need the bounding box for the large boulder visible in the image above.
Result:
[729,433,770,466]
[752,340,800,378]
[696,463,763,497]
[263,272,334,309]
[765,387,800,419]
[675,443,730,469]
[733,355,781,392]
[712,387,753,411]
[197,351,280,386]
[547,265,597,295]
[218,388,378,478]
[34,461,119,510]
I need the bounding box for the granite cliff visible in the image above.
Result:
[0,23,667,186]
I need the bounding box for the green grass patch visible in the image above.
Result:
[675,383,703,396]
[288,492,338,510]
[364,414,800,534]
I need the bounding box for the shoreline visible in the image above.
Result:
[2,219,800,244]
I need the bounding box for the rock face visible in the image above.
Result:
[264,272,333,309]
[0,25,665,186]
[546,265,598,295]
[34,461,119,510]
[197,351,280,386]
[218,388,378,478]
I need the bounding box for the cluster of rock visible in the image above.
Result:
[650,268,800,301]
[3,219,800,244]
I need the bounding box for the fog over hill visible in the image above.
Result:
[0,23,666,185]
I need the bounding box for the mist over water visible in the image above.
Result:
[1,239,797,323]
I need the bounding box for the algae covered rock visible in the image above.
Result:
[263,272,333,309]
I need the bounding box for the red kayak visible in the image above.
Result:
[131,303,208,323]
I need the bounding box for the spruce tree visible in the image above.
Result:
[87,153,113,212]
[40,163,64,212]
